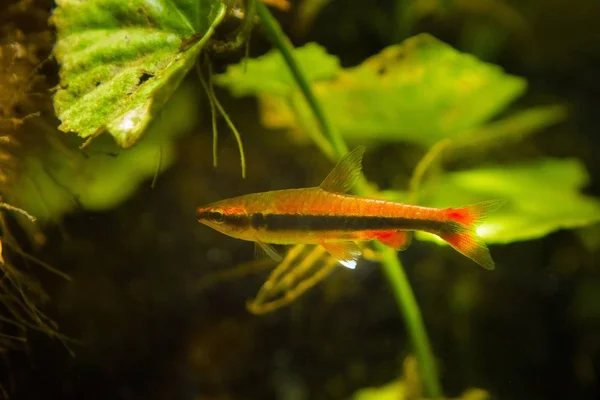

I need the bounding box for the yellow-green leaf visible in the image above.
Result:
[215,42,341,96]
[384,158,600,244]
[216,34,542,146]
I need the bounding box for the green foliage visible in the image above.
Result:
[353,380,406,400]
[215,42,341,96]
[8,82,200,222]
[215,32,600,247]
[384,158,600,244]
[216,34,535,146]
[350,356,490,400]
[51,0,226,148]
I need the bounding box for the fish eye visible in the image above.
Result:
[208,211,225,224]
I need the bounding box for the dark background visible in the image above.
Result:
[1,0,599,399]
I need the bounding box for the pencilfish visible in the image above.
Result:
[197,147,499,270]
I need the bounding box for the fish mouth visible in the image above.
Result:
[196,207,207,222]
[196,206,216,220]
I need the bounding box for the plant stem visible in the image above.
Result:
[393,0,414,42]
[256,4,443,398]
[255,2,347,156]
[376,243,442,397]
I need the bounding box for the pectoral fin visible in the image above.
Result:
[320,241,362,269]
[254,241,283,262]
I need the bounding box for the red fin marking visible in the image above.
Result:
[441,231,495,270]
[445,200,503,226]
[377,231,412,251]
[440,200,503,270]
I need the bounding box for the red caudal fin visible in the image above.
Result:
[439,200,503,270]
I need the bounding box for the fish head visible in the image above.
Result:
[197,200,253,240]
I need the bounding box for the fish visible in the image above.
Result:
[197,146,500,270]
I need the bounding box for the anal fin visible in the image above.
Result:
[320,241,362,269]
[376,231,412,251]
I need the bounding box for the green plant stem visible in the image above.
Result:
[256,4,443,398]
[393,0,414,42]
[255,2,347,157]
[376,243,442,397]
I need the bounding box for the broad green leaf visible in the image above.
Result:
[309,34,526,145]
[52,0,226,148]
[216,34,537,146]
[383,159,600,244]
[214,42,341,96]
[8,81,200,222]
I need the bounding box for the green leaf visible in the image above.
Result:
[216,34,533,146]
[214,42,341,96]
[352,380,406,400]
[8,80,201,222]
[383,159,600,244]
[446,105,568,157]
[52,0,226,148]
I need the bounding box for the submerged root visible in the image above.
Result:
[247,244,340,314]
[0,0,75,357]
[195,57,247,178]
[0,209,73,354]
[193,244,345,315]
[191,257,276,293]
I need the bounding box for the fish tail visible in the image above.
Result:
[438,200,503,270]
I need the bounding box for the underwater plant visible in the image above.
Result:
[209,5,599,396]
[0,0,598,398]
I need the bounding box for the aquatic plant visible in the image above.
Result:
[1,0,598,398]
[213,2,600,397]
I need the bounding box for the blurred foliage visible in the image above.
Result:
[0,0,72,351]
[1,0,599,399]
[383,158,600,245]
[216,42,340,96]
[51,0,226,148]
[293,0,333,35]
[247,244,339,315]
[216,34,559,147]
[352,356,489,400]
[215,33,600,253]
[9,81,201,222]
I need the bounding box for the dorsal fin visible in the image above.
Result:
[319,146,365,193]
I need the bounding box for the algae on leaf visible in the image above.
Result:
[52,0,226,148]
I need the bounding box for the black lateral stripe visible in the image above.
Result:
[223,214,250,227]
[262,214,447,232]
[250,213,266,228]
